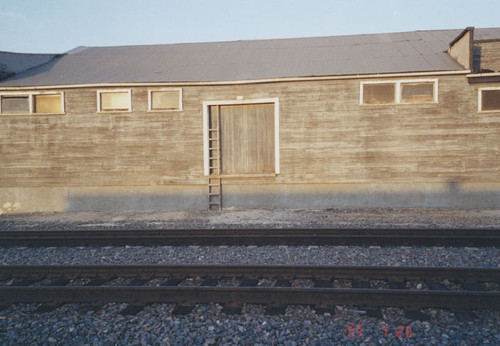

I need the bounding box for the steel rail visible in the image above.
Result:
[0,264,499,282]
[0,228,499,247]
[0,286,498,310]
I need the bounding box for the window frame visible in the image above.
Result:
[148,88,183,112]
[478,87,500,113]
[0,91,65,115]
[360,79,438,105]
[97,89,132,113]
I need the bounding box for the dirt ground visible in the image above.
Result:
[0,208,499,230]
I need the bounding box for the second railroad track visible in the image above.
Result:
[0,264,499,311]
[0,228,499,247]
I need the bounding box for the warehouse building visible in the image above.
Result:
[0,27,499,212]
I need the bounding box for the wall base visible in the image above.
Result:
[0,182,499,214]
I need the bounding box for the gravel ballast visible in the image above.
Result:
[1,245,499,267]
[1,303,499,345]
[0,208,499,344]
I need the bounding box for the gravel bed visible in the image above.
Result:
[1,208,499,231]
[1,303,498,345]
[1,245,498,267]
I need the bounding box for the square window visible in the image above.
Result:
[99,91,130,112]
[1,96,29,114]
[401,83,435,103]
[150,90,182,111]
[34,94,62,113]
[362,83,395,104]
[481,89,500,111]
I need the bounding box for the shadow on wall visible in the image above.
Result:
[221,180,500,209]
[64,181,500,211]
[67,190,206,212]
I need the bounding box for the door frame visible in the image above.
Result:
[202,98,280,176]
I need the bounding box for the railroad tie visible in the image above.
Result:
[119,304,146,316]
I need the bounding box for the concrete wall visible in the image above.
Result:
[0,185,205,213]
[1,181,499,213]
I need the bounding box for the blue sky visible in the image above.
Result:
[1,0,499,53]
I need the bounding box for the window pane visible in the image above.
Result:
[401,83,434,103]
[363,84,395,104]
[151,91,180,110]
[100,92,129,111]
[482,90,500,111]
[34,94,62,113]
[1,96,29,114]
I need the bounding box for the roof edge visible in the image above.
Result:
[0,69,471,91]
[449,27,475,47]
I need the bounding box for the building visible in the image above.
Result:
[0,27,499,213]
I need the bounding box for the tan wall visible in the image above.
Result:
[476,41,500,72]
[1,75,499,211]
[448,30,472,69]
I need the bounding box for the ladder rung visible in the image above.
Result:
[209,193,220,197]
[209,202,220,205]
[209,129,218,132]
[209,138,218,141]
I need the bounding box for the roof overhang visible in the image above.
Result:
[467,72,500,83]
[0,70,470,91]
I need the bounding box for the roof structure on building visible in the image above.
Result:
[0,52,60,81]
[1,28,500,87]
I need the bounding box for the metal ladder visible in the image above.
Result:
[208,106,222,210]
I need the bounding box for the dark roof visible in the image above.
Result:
[0,52,60,81]
[1,28,499,87]
[475,27,500,41]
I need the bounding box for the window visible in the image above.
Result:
[98,90,131,112]
[34,94,62,113]
[479,88,500,112]
[401,82,435,103]
[361,79,437,105]
[149,89,182,111]
[0,92,64,115]
[1,96,29,114]
[362,83,395,104]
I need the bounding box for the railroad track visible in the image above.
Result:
[0,228,499,247]
[1,265,499,312]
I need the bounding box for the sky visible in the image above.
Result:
[1,0,499,54]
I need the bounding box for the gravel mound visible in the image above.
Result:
[1,208,499,230]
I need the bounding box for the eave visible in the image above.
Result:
[0,70,470,91]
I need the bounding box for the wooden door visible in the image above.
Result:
[218,103,275,175]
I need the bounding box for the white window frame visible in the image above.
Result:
[360,79,438,105]
[478,87,500,113]
[148,88,183,112]
[97,89,132,113]
[0,91,65,115]
[202,98,280,176]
